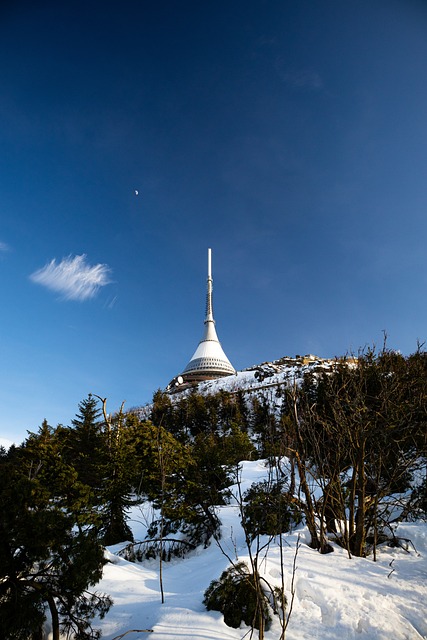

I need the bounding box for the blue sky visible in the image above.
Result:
[1,0,427,442]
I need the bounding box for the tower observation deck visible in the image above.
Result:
[168,249,235,390]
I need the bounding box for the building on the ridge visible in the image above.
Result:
[167,248,236,392]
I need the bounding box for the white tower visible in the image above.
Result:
[178,249,235,385]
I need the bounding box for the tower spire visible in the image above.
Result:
[170,248,235,388]
[205,248,214,323]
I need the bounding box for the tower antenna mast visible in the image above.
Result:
[205,248,214,323]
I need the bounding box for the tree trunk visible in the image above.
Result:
[293,451,321,550]
[287,387,323,551]
[252,571,265,640]
[47,594,60,640]
[353,439,366,557]
[288,454,296,496]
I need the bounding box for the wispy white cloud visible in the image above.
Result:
[104,295,118,310]
[0,241,10,252]
[285,69,323,90]
[30,254,112,301]
[275,58,323,91]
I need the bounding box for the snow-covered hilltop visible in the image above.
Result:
[165,353,341,403]
[0,437,15,450]
[197,353,334,393]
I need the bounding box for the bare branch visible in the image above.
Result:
[111,630,154,640]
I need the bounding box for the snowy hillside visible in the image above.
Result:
[0,437,14,450]
[171,354,333,398]
[139,355,338,419]
[197,354,326,394]
[95,460,427,640]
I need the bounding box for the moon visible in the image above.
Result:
[134,190,139,196]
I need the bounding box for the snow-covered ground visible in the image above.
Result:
[96,460,427,640]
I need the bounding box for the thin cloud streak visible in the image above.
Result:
[275,59,323,90]
[30,254,112,301]
[0,241,10,252]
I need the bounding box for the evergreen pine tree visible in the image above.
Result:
[0,442,111,640]
[67,395,104,491]
[96,401,136,546]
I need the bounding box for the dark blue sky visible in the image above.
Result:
[1,0,427,441]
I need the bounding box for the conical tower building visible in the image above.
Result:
[168,249,235,390]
